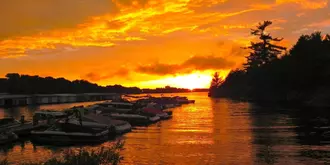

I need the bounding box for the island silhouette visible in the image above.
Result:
[209,21,330,108]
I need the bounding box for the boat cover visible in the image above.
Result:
[83,113,128,126]
[143,108,165,115]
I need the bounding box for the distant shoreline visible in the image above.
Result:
[1,73,208,95]
[0,91,207,107]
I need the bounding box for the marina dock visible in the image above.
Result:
[0,93,121,107]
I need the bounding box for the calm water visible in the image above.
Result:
[1,92,330,165]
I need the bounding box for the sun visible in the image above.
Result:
[137,70,230,89]
[173,74,211,90]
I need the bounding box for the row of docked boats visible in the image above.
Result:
[0,96,195,146]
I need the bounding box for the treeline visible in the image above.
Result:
[0,73,199,94]
[0,73,141,94]
[209,21,330,107]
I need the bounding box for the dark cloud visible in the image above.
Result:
[230,45,248,57]
[0,0,116,40]
[83,67,130,81]
[183,56,235,70]
[136,63,181,75]
[84,72,103,82]
[112,0,150,7]
[217,41,226,47]
[113,68,130,77]
[136,55,235,75]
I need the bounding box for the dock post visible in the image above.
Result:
[20,115,25,124]
[33,115,38,126]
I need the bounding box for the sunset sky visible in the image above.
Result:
[1,0,329,89]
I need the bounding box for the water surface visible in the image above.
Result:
[0,92,329,164]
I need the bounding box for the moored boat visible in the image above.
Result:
[31,119,109,145]
[104,113,160,126]
[136,98,176,110]
[145,103,173,116]
[34,110,68,119]
[96,101,134,113]
[82,113,132,134]
[33,110,68,125]
[0,117,21,130]
[142,107,172,120]
[0,117,46,137]
[0,131,18,145]
[174,96,195,104]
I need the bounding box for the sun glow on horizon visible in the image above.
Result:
[137,70,230,89]
[2,0,326,89]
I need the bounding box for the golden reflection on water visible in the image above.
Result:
[0,93,255,165]
[119,93,254,165]
[0,92,318,164]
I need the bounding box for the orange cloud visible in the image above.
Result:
[136,55,235,75]
[0,0,269,58]
[0,0,330,88]
[276,0,328,9]
[0,0,116,39]
[308,19,330,28]
[83,67,131,82]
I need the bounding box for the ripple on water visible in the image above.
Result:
[0,93,330,164]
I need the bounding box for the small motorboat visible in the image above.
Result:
[163,104,178,109]
[163,110,173,116]
[96,101,134,113]
[33,110,68,125]
[104,113,160,126]
[82,113,132,134]
[175,97,195,104]
[0,131,18,145]
[142,107,172,120]
[31,119,109,145]
[34,110,68,120]
[11,123,48,137]
[145,103,173,116]
[0,117,21,130]
[0,117,46,137]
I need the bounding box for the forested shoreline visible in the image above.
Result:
[0,73,141,94]
[0,73,205,94]
[209,21,330,107]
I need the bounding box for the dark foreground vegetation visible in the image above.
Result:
[0,74,200,94]
[209,20,330,107]
[0,141,123,165]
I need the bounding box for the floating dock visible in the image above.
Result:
[0,93,121,107]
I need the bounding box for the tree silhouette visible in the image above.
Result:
[208,72,224,97]
[210,72,223,88]
[6,73,21,93]
[244,21,286,71]
[209,21,330,106]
